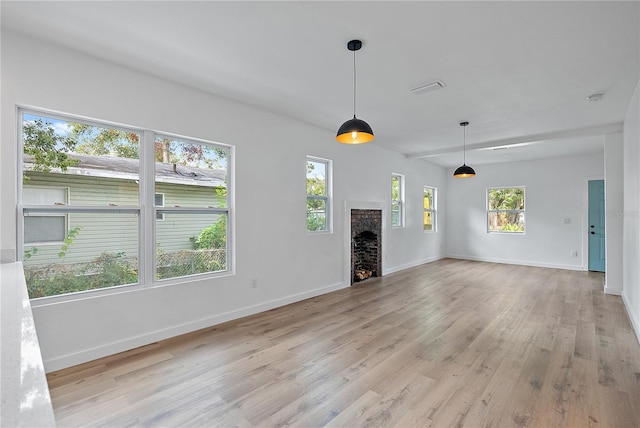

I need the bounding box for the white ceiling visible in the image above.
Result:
[2,1,639,167]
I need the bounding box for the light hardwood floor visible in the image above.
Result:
[47,259,640,427]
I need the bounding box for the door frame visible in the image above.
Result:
[582,175,604,271]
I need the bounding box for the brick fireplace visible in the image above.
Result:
[351,209,382,284]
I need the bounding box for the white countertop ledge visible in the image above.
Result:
[1,262,56,427]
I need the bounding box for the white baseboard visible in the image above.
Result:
[622,292,640,345]
[43,281,348,372]
[383,255,444,275]
[445,254,584,271]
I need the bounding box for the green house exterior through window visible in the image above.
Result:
[19,108,231,300]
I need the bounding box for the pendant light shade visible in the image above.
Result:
[453,164,476,177]
[337,39,374,144]
[336,116,374,144]
[453,121,476,178]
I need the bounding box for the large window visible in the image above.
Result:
[391,173,405,227]
[18,109,231,300]
[487,187,525,233]
[423,186,436,232]
[306,156,331,233]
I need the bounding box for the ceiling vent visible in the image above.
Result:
[410,80,446,95]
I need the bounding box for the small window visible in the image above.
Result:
[23,186,68,244]
[306,156,332,232]
[155,193,165,221]
[487,187,525,233]
[24,216,66,244]
[424,186,436,232]
[391,173,405,227]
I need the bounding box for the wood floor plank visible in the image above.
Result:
[614,326,640,401]
[492,345,553,426]
[323,390,382,428]
[529,325,576,428]
[463,353,529,427]
[597,386,639,428]
[271,330,434,426]
[427,347,509,427]
[596,334,623,389]
[574,320,597,360]
[46,259,640,427]
[566,356,601,428]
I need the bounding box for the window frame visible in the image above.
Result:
[486,186,526,234]
[391,173,405,228]
[306,155,332,234]
[17,107,234,304]
[423,186,437,233]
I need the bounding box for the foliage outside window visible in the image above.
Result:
[19,109,231,300]
[306,156,331,232]
[424,186,436,232]
[391,173,405,227]
[488,187,525,233]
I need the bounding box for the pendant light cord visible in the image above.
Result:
[353,47,357,118]
[463,125,466,164]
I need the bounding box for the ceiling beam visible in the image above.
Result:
[405,122,623,159]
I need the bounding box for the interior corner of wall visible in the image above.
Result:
[603,283,622,296]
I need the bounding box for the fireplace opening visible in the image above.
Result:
[353,231,378,282]
[350,209,382,284]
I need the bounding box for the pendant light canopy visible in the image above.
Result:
[336,39,374,144]
[453,121,476,178]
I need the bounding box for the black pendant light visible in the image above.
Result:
[453,121,476,178]
[336,39,374,144]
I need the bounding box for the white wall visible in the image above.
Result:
[1,32,447,371]
[623,80,640,343]
[445,153,604,270]
[604,132,624,295]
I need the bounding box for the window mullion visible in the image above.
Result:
[141,130,155,286]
